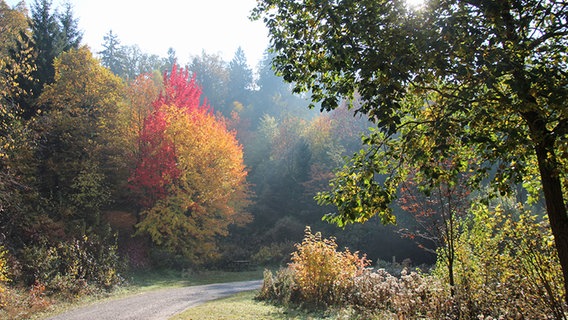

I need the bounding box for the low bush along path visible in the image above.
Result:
[46,280,262,320]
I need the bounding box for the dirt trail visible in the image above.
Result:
[46,280,262,320]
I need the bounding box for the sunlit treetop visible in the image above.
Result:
[154,64,210,114]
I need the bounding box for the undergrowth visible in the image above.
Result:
[259,220,568,319]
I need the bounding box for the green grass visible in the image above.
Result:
[169,290,344,320]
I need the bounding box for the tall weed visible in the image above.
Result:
[289,227,370,307]
[349,268,452,319]
[446,202,567,319]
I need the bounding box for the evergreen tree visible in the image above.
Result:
[57,2,82,52]
[164,47,177,73]
[227,47,253,108]
[30,0,62,88]
[16,0,83,118]
[99,30,124,76]
[188,51,229,113]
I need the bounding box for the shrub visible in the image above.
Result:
[446,202,567,319]
[348,268,452,319]
[288,227,370,307]
[0,283,52,319]
[20,232,123,298]
[257,268,299,305]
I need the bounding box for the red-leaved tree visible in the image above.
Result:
[397,160,471,296]
[129,64,250,264]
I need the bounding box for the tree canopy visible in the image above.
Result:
[253,0,568,300]
[131,65,251,264]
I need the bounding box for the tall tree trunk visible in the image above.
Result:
[529,117,568,304]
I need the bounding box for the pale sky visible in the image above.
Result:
[7,0,270,68]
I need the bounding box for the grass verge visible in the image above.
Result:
[170,290,345,320]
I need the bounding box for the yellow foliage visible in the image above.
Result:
[161,105,249,221]
[289,227,370,306]
[446,201,566,318]
[0,1,34,100]
[39,47,125,113]
[137,103,251,264]
[0,246,10,308]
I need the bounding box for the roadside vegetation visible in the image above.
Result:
[2,0,568,319]
[257,213,565,319]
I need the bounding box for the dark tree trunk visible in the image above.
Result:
[526,112,568,304]
[535,144,568,305]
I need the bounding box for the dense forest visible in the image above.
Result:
[0,0,429,308]
[1,0,567,318]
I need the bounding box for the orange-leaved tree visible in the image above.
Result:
[130,65,251,264]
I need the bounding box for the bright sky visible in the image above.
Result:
[7,0,270,68]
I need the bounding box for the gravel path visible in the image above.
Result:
[46,280,263,320]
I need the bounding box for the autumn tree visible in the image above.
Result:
[253,0,568,299]
[0,0,38,246]
[123,72,161,153]
[37,46,126,230]
[131,65,251,264]
[398,162,471,296]
[1,1,35,112]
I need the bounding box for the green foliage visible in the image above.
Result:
[444,201,567,319]
[253,0,568,298]
[70,161,112,219]
[17,0,83,118]
[227,47,253,113]
[315,129,400,227]
[20,232,123,297]
[99,30,125,76]
[187,52,229,114]
[99,30,168,79]
[36,47,127,228]
[252,242,294,267]
[137,194,219,266]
